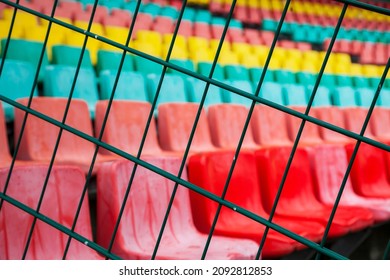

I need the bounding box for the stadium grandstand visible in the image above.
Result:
[0,0,389,260]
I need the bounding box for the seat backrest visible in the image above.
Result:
[95,100,161,156]
[332,86,358,107]
[147,74,188,106]
[158,103,215,153]
[185,78,223,107]
[283,84,308,106]
[96,49,133,74]
[342,107,375,139]
[52,44,93,69]
[222,79,254,106]
[369,107,390,142]
[14,97,95,162]
[208,104,258,150]
[0,165,99,259]
[0,103,11,164]
[197,62,225,81]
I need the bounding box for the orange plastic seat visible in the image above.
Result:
[95,100,163,157]
[0,165,101,259]
[96,157,259,259]
[255,147,373,238]
[13,97,114,173]
[208,104,259,150]
[188,150,325,258]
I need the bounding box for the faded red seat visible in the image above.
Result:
[312,145,390,222]
[251,105,292,147]
[342,107,375,139]
[14,97,115,173]
[369,107,390,143]
[0,102,12,167]
[95,100,163,157]
[0,165,101,259]
[96,157,259,260]
[255,147,374,238]
[346,143,390,199]
[208,104,259,150]
[188,150,326,258]
[158,103,217,154]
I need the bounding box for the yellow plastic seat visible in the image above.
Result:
[188,36,209,53]
[362,65,381,77]
[240,52,261,68]
[189,47,213,63]
[103,26,131,51]
[349,64,363,76]
[135,30,162,45]
[0,20,24,41]
[163,34,187,50]
[132,41,162,58]
[218,49,240,65]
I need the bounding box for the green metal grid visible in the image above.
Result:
[0,0,389,260]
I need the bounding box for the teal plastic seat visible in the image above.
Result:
[182,7,196,22]
[141,3,161,17]
[296,72,316,87]
[259,82,284,106]
[99,70,148,102]
[319,73,337,91]
[283,84,307,106]
[352,76,370,88]
[224,65,250,81]
[43,65,99,118]
[195,10,212,23]
[52,45,93,69]
[185,78,223,107]
[0,59,38,121]
[335,75,353,87]
[167,59,195,78]
[221,80,254,107]
[355,88,376,108]
[147,73,187,107]
[99,0,125,9]
[274,70,296,85]
[310,86,332,107]
[160,6,179,20]
[133,55,163,76]
[369,77,381,88]
[197,62,224,81]
[332,86,357,107]
[1,39,49,82]
[249,67,274,84]
[96,50,133,74]
[378,89,390,107]
[262,19,278,32]
[229,19,243,29]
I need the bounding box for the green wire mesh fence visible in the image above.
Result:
[0,0,389,260]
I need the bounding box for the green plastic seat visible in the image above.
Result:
[185,78,223,107]
[99,0,125,9]
[160,6,179,20]
[96,50,133,74]
[0,59,38,121]
[274,70,296,85]
[133,55,163,76]
[182,7,196,22]
[147,73,188,108]
[310,86,332,107]
[221,80,254,107]
[229,19,243,29]
[1,39,49,82]
[259,82,285,106]
[52,45,93,69]
[194,10,212,23]
[224,65,250,81]
[141,3,161,17]
[332,86,357,107]
[335,75,353,87]
[99,70,148,102]
[319,73,337,91]
[296,72,316,87]
[197,62,225,81]
[283,84,307,106]
[43,65,99,118]
[262,19,278,32]
[355,88,376,108]
[249,67,274,84]
[167,59,195,78]
[352,76,371,88]
[369,77,381,88]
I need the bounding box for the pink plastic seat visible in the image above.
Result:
[158,103,217,154]
[14,97,115,173]
[255,147,374,238]
[251,105,292,147]
[312,144,390,222]
[95,100,163,157]
[343,107,375,139]
[0,165,101,259]
[96,157,259,259]
[0,103,12,167]
[369,107,390,143]
[188,150,325,258]
[208,104,259,150]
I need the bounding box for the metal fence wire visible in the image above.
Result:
[0,0,389,260]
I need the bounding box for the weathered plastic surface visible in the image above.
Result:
[255,147,374,238]
[96,157,259,259]
[0,103,11,166]
[312,145,390,222]
[0,165,101,259]
[208,104,259,150]
[188,150,326,258]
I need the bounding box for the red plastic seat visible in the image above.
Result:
[177,20,193,37]
[369,107,390,143]
[153,16,174,35]
[96,157,259,259]
[343,107,375,139]
[251,105,292,147]
[95,100,163,157]
[208,104,259,150]
[346,142,390,199]
[312,145,390,222]
[0,103,11,166]
[194,22,212,39]
[14,97,114,173]
[255,146,374,238]
[188,150,325,258]
[0,165,101,259]
[158,103,216,153]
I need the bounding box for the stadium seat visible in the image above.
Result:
[185,78,223,107]
[197,62,225,80]
[342,107,375,139]
[352,76,371,88]
[346,143,390,199]
[95,100,162,157]
[222,80,254,106]
[312,145,390,222]
[224,65,250,81]
[96,157,259,259]
[274,70,296,85]
[188,150,326,258]
[43,65,99,118]
[310,86,333,107]
[0,39,49,82]
[259,82,285,105]
[166,59,195,78]
[355,88,376,108]
[14,97,114,173]
[296,72,316,87]
[0,102,12,166]
[133,54,163,76]
[369,107,390,142]
[99,70,149,102]
[146,74,187,107]
[332,86,358,107]
[51,45,93,69]
[255,147,374,238]
[96,50,133,74]
[0,59,38,121]
[335,75,354,87]
[208,104,259,150]
[249,67,274,84]
[0,165,102,259]
[283,84,308,106]
[158,103,216,153]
